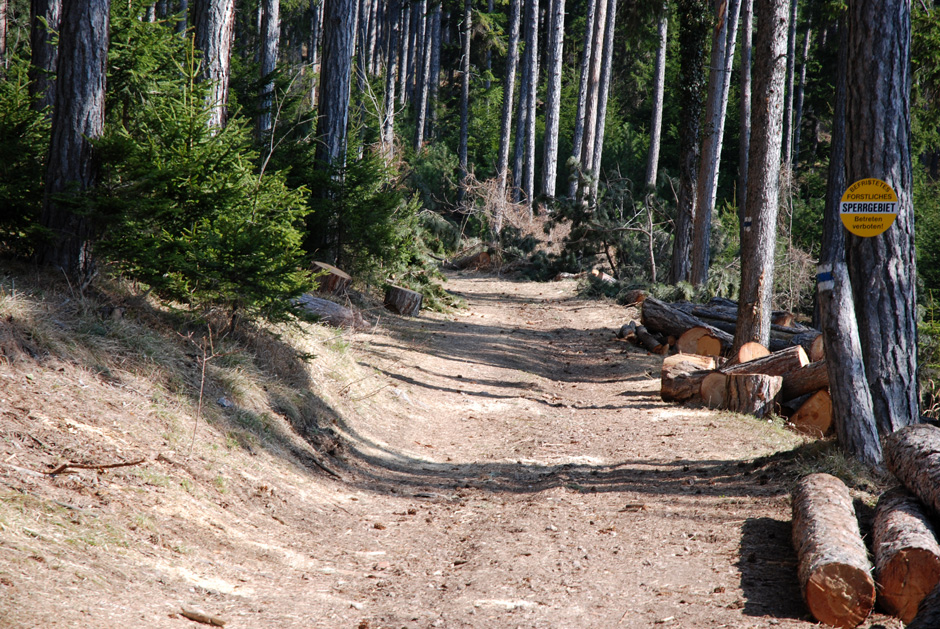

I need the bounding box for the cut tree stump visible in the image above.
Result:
[676,326,723,357]
[884,424,940,517]
[726,374,781,417]
[908,581,940,629]
[789,389,832,437]
[781,360,830,401]
[384,285,423,316]
[294,294,366,329]
[873,487,940,624]
[792,473,876,629]
[661,354,716,403]
[313,261,352,294]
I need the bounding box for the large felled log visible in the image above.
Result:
[908,581,940,629]
[789,390,832,437]
[451,250,492,270]
[313,261,352,294]
[730,341,770,365]
[591,268,616,284]
[294,294,366,329]
[641,297,733,351]
[873,487,940,624]
[781,360,830,401]
[384,284,423,316]
[792,330,825,362]
[884,424,940,517]
[676,326,722,357]
[726,374,781,417]
[720,345,809,378]
[792,473,876,628]
[661,354,716,403]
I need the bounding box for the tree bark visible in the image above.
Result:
[384,284,423,316]
[660,353,716,403]
[397,0,410,106]
[425,3,441,139]
[578,0,609,196]
[513,0,537,204]
[540,0,565,199]
[884,425,940,522]
[0,0,7,71]
[522,0,540,208]
[669,0,710,284]
[35,0,110,282]
[780,0,797,169]
[644,1,668,191]
[314,0,358,168]
[737,0,752,214]
[790,18,811,168]
[690,0,742,286]
[567,0,597,198]
[726,373,781,417]
[780,359,828,400]
[29,0,62,114]
[456,0,471,202]
[257,0,280,139]
[844,0,918,435]
[732,0,789,352]
[194,0,236,130]
[414,0,433,153]
[495,0,521,223]
[588,0,618,203]
[381,0,400,160]
[873,487,940,624]
[641,296,734,350]
[791,473,876,629]
[177,0,188,34]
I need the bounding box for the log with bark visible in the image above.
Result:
[873,487,940,624]
[634,325,666,354]
[661,353,716,403]
[676,326,723,357]
[908,581,940,629]
[788,389,832,437]
[294,294,366,329]
[884,424,940,517]
[591,268,616,284]
[384,284,423,316]
[792,473,876,628]
[641,297,733,352]
[781,359,829,401]
[720,344,809,377]
[725,373,781,417]
[792,330,825,362]
[313,261,352,294]
[726,341,770,366]
[451,250,492,270]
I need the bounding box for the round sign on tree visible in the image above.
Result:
[840,178,899,237]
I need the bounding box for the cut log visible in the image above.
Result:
[676,326,723,357]
[789,390,833,437]
[660,354,716,403]
[792,330,825,362]
[792,473,876,628]
[781,360,830,401]
[451,250,492,270]
[591,268,616,284]
[641,297,733,352]
[553,271,586,281]
[884,424,940,517]
[908,581,940,629]
[726,374,781,417]
[720,345,809,378]
[727,341,771,366]
[294,294,366,329]
[700,371,728,408]
[617,321,637,340]
[773,311,796,327]
[621,289,648,305]
[873,487,940,624]
[384,284,423,316]
[313,261,352,294]
[634,325,665,354]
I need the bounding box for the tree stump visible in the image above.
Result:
[384,285,423,316]
[294,294,365,328]
[313,261,352,294]
[789,390,832,437]
[726,374,781,417]
[792,473,876,628]
[781,359,830,401]
[884,424,940,517]
[677,326,723,357]
[873,487,940,624]
[660,354,715,403]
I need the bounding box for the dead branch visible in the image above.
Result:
[45,457,146,476]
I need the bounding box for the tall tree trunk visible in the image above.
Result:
[381,0,401,160]
[309,0,322,105]
[579,0,608,190]
[414,0,433,152]
[668,0,710,284]
[791,18,811,169]
[780,0,797,169]
[644,1,668,191]
[737,0,752,216]
[426,2,441,138]
[156,0,168,18]
[366,0,379,75]
[411,0,426,122]
[732,0,789,351]
[194,0,236,130]
[541,0,565,200]
[176,0,188,34]
[845,0,918,435]
[456,0,471,202]
[0,0,7,71]
[495,0,522,221]
[36,0,110,282]
[257,0,280,139]
[314,0,358,167]
[567,0,597,198]
[513,0,536,203]
[406,0,418,101]
[485,0,493,89]
[29,0,62,114]
[588,0,618,203]
[522,0,539,208]
[690,0,743,287]
[398,1,410,105]
[816,15,882,468]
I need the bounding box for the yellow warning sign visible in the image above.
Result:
[840,178,898,237]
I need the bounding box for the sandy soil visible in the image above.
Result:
[0,270,898,628]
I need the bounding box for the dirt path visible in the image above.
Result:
[2,271,891,628]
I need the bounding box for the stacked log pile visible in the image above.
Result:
[620,295,831,432]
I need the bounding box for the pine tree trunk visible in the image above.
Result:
[732,0,789,352]
[567,0,597,198]
[29,0,61,114]
[522,0,539,209]
[540,0,565,199]
[257,0,280,139]
[456,0,471,202]
[314,0,358,167]
[309,0,321,72]
[845,0,918,435]
[365,0,378,75]
[579,0,608,189]
[644,1,668,191]
[0,0,7,71]
[485,0,493,89]
[791,19,811,169]
[413,0,432,153]
[381,0,401,160]
[780,0,797,169]
[177,0,188,34]
[426,3,441,139]
[406,0,419,101]
[495,0,521,226]
[411,0,427,137]
[690,0,742,287]
[669,0,710,284]
[36,0,110,282]
[512,0,535,204]
[397,1,410,105]
[194,0,236,130]
[588,0,617,203]
[737,0,752,219]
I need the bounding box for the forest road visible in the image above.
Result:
[316,271,837,629]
